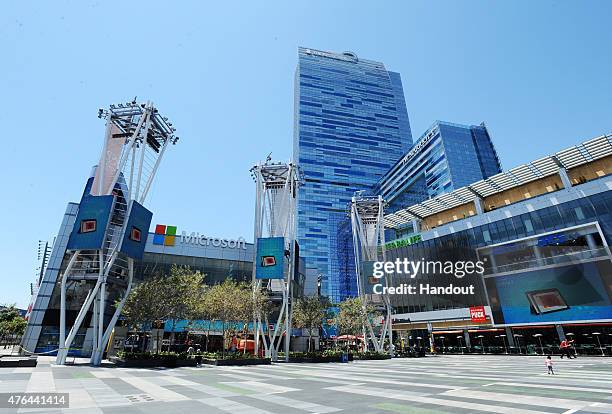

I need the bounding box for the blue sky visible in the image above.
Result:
[1,1,611,308]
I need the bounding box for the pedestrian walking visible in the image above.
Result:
[560,339,575,359]
[195,348,202,366]
[545,356,555,375]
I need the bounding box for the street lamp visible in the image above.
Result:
[477,335,485,354]
[457,335,464,354]
[592,332,605,356]
[533,334,544,355]
[513,334,523,354]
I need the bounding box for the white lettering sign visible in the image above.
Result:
[180,231,247,250]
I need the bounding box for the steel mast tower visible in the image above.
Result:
[56,101,178,366]
[350,193,393,355]
[250,160,301,362]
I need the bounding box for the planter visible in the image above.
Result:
[200,358,271,366]
[287,356,339,363]
[0,356,37,368]
[353,354,392,361]
[109,357,197,368]
[285,354,354,363]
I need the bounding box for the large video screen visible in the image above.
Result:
[485,261,612,325]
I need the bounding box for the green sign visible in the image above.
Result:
[383,234,422,250]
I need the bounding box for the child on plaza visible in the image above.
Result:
[545,355,554,375]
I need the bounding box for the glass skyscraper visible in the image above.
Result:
[375,121,502,215]
[336,121,502,302]
[294,47,412,302]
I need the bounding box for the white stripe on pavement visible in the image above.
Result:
[220,381,299,394]
[326,384,555,414]
[116,373,190,402]
[287,369,466,390]
[249,393,342,413]
[198,396,273,414]
[159,375,239,397]
[487,382,612,394]
[442,389,592,410]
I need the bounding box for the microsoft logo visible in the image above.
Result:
[153,224,176,246]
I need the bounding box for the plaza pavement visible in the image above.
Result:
[0,354,610,414]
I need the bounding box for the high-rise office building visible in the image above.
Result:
[375,121,502,217]
[335,121,502,301]
[294,47,412,302]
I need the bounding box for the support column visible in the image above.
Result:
[427,322,434,353]
[92,294,99,357]
[463,329,471,349]
[505,327,515,347]
[474,198,485,215]
[411,219,421,233]
[533,245,545,266]
[57,251,79,365]
[555,324,566,342]
[558,167,572,189]
[586,234,598,250]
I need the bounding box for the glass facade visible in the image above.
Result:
[376,121,502,214]
[294,47,412,302]
[134,252,253,285]
[386,184,612,319]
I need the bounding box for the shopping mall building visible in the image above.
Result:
[21,199,260,356]
[383,133,612,354]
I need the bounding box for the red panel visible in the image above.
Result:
[155,224,166,235]
[470,306,487,323]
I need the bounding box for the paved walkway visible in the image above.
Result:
[0,355,610,413]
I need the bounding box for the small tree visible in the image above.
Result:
[252,287,273,353]
[336,297,377,352]
[205,279,243,358]
[192,285,213,351]
[163,266,205,339]
[121,276,167,352]
[0,305,26,347]
[292,296,327,352]
[121,266,204,352]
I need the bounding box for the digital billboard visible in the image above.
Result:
[484,261,612,325]
[255,237,286,279]
[479,224,612,325]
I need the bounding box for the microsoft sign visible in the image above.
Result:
[152,224,247,250]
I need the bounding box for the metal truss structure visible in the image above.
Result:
[25,241,53,321]
[250,161,301,362]
[56,101,178,366]
[350,193,393,355]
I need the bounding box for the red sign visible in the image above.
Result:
[469,306,487,323]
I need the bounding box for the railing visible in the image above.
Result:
[483,247,610,275]
[434,344,611,356]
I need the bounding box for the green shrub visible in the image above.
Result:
[116,351,179,361]
[322,350,344,358]
[353,351,390,360]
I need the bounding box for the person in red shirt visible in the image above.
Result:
[560,339,575,359]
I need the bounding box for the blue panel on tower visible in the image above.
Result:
[119,201,153,260]
[67,195,115,250]
[256,237,286,279]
